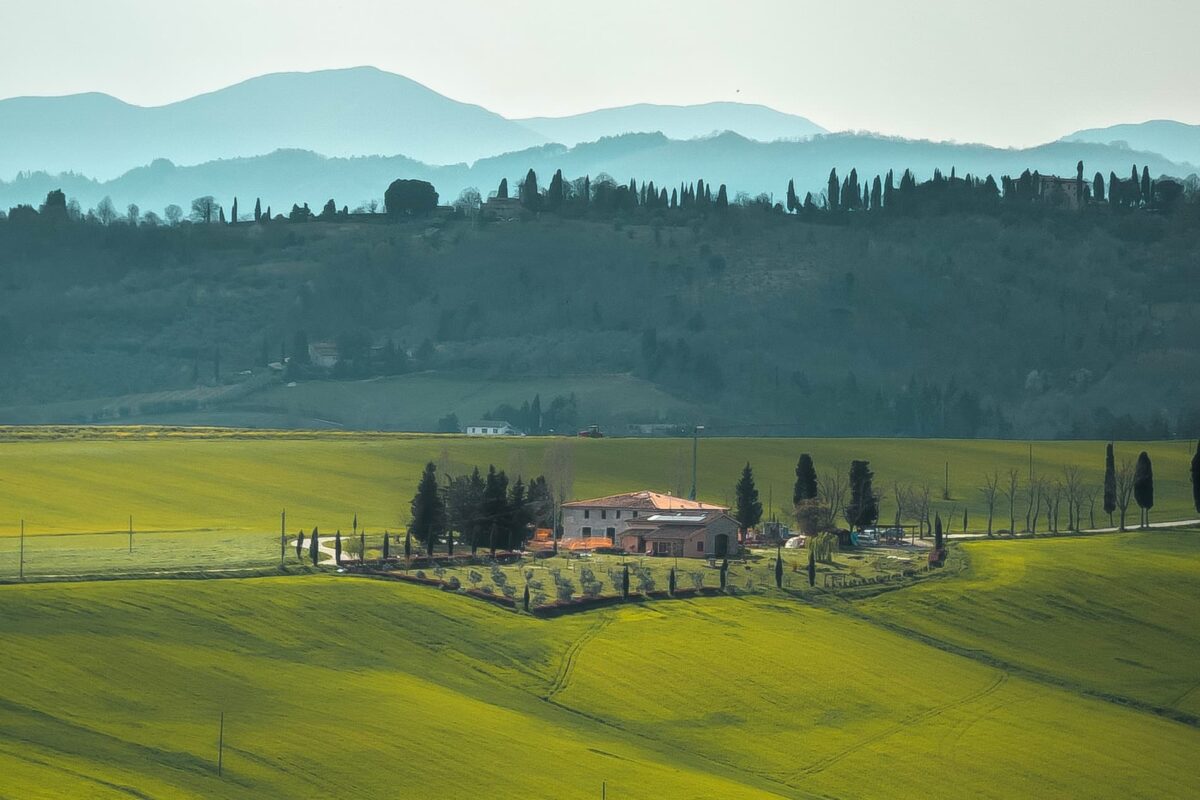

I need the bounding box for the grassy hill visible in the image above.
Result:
[3,194,1199,441]
[2,535,1199,798]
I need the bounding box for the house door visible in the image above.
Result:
[714,533,730,557]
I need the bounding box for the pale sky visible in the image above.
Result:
[1,0,1197,147]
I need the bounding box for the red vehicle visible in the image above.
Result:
[577,424,604,438]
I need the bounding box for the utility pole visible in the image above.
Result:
[19,519,25,581]
[217,712,224,777]
[128,515,133,554]
[689,425,705,501]
[280,510,286,567]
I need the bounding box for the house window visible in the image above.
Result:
[606,527,616,540]
[615,510,621,519]
[601,509,607,520]
[632,511,638,518]
[582,527,592,538]
[584,509,590,519]
[696,541,705,552]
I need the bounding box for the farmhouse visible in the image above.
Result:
[620,509,740,558]
[560,490,726,544]
[463,420,520,436]
[307,341,339,368]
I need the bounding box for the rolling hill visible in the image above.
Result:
[2,131,1193,215]
[0,67,545,180]
[1062,119,1200,168]
[517,101,826,146]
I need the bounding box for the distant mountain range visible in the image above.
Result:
[1,66,1197,212]
[1061,120,1200,168]
[2,132,1192,217]
[516,102,825,147]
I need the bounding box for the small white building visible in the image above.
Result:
[464,420,519,436]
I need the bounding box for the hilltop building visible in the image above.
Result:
[464,420,520,436]
[560,490,727,547]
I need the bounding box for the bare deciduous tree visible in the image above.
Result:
[1062,466,1083,532]
[543,440,576,540]
[1002,469,1020,535]
[819,470,847,531]
[980,472,1000,537]
[1115,459,1135,531]
[913,483,933,538]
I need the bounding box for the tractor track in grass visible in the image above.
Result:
[794,672,1010,780]
[545,612,612,701]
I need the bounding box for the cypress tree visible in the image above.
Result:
[807,548,816,587]
[669,566,677,595]
[827,168,840,211]
[774,547,783,589]
[622,564,630,599]
[719,558,728,590]
[360,530,365,563]
[265,205,271,220]
[581,175,590,206]
[254,197,262,222]
[521,169,539,210]
[670,187,678,208]
[382,531,390,561]
[547,169,565,208]
[410,461,446,557]
[231,197,238,224]
[883,169,895,208]
[523,583,530,612]
[309,526,320,566]
[845,460,878,530]
[1093,173,1105,203]
[296,529,304,560]
[404,530,412,562]
[715,184,729,210]
[1103,443,1117,524]
[334,529,342,566]
[786,179,798,212]
[497,177,508,200]
[1141,166,1151,204]
[1192,441,1200,514]
[735,462,763,534]
[870,175,882,209]
[794,454,818,506]
[1133,451,1154,528]
[934,514,943,551]
[218,207,226,224]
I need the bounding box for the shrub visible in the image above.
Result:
[446,575,461,590]
[468,569,483,587]
[415,570,426,579]
[556,580,576,603]
[690,571,705,589]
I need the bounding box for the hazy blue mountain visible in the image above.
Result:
[517,102,826,146]
[0,67,545,180]
[1062,120,1200,168]
[3,132,1191,216]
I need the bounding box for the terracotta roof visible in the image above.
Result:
[562,490,726,511]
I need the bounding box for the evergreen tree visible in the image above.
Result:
[786,179,798,213]
[962,507,969,532]
[735,462,763,533]
[382,530,390,561]
[870,175,882,209]
[807,548,816,586]
[296,529,304,560]
[1191,440,1200,514]
[497,177,508,200]
[933,514,943,551]
[508,477,529,550]
[523,582,530,612]
[360,530,365,563]
[1103,442,1117,524]
[1141,166,1151,204]
[669,566,677,595]
[670,187,678,208]
[218,207,226,224]
[483,465,509,556]
[827,168,840,211]
[883,169,895,208]
[774,548,784,588]
[410,462,446,556]
[719,558,728,590]
[1133,451,1154,528]
[547,169,565,208]
[581,175,590,206]
[622,564,630,598]
[309,526,320,566]
[793,454,818,505]
[254,197,262,222]
[845,460,878,530]
[715,184,729,210]
[334,529,342,566]
[231,197,238,224]
[1093,173,1105,203]
[521,169,539,210]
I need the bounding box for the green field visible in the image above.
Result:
[0,430,1194,537]
[2,531,1199,798]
